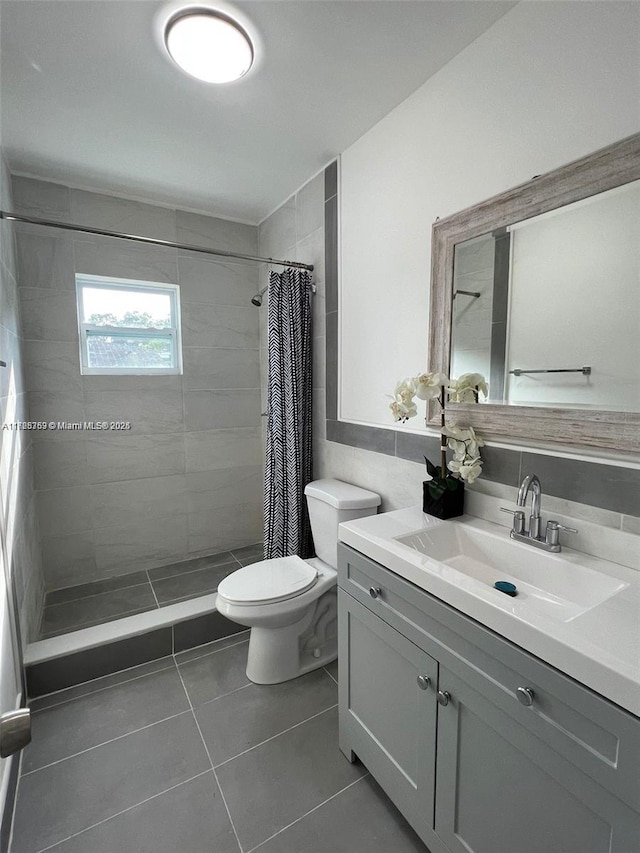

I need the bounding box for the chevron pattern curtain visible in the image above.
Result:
[263,267,314,559]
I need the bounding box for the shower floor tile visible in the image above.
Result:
[39,583,157,638]
[37,546,261,639]
[152,561,239,605]
[11,640,426,853]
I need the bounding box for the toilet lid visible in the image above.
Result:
[217,556,318,605]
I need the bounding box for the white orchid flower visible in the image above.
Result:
[467,426,484,446]
[389,400,417,422]
[442,424,472,442]
[448,457,483,483]
[390,369,485,485]
[464,426,485,457]
[393,377,417,404]
[447,438,467,460]
[448,372,488,403]
[414,372,449,401]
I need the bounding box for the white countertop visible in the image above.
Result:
[339,506,640,717]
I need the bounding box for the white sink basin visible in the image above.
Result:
[395,524,627,622]
[338,506,640,715]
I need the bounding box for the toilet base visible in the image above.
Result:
[245,613,338,684]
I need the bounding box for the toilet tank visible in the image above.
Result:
[304,479,381,568]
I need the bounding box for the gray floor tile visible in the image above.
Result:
[230,542,263,562]
[11,712,210,853]
[253,775,425,853]
[174,631,250,665]
[45,570,149,606]
[178,638,250,707]
[148,552,237,581]
[215,706,365,851]
[46,772,240,853]
[30,656,175,713]
[40,583,157,637]
[152,562,237,605]
[23,664,190,773]
[324,658,338,683]
[196,669,338,766]
[235,556,266,567]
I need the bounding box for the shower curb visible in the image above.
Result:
[24,594,244,697]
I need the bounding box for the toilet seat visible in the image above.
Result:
[217,556,318,606]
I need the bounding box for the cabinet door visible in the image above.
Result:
[338,590,438,841]
[435,667,640,853]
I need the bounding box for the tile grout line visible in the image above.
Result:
[146,570,161,609]
[213,703,339,770]
[323,664,338,685]
[44,577,153,609]
[32,769,214,853]
[156,586,221,609]
[30,658,178,714]
[175,662,245,853]
[22,708,192,777]
[173,633,249,665]
[150,558,239,585]
[246,773,370,853]
[8,751,25,853]
[183,680,253,711]
[39,601,160,639]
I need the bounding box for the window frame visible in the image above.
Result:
[75,274,183,376]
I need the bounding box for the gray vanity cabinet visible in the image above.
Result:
[337,543,640,853]
[434,666,638,853]
[337,591,438,843]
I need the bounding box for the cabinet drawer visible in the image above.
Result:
[338,543,640,812]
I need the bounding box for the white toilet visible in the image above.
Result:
[216,478,381,684]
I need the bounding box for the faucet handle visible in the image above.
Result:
[545,519,578,547]
[500,507,525,535]
[547,520,578,533]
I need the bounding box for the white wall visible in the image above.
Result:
[339,0,640,426]
[506,184,640,410]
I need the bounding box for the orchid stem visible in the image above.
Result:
[440,386,447,478]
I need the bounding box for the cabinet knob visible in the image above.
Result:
[369,586,382,599]
[516,686,535,707]
[437,690,451,707]
[417,675,431,691]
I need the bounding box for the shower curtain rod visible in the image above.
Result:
[0,211,314,272]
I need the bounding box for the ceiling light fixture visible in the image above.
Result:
[164,8,254,83]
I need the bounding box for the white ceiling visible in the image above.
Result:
[0,0,514,223]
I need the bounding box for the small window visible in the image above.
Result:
[76,275,182,375]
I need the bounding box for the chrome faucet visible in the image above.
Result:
[517,473,542,539]
[500,473,577,552]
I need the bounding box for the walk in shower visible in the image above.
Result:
[5,175,312,654]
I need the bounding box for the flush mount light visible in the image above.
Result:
[164,8,254,83]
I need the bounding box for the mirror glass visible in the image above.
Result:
[450,179,640,413]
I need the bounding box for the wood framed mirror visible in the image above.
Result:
[428,133,640,453]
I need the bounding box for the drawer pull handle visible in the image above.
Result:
[369,586,382,599]
[417,675,431,691]
[437,690,451,707]
[516,687,535,707]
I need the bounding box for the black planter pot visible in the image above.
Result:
[422,479,465,519]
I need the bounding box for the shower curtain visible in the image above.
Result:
[263,267,314,559]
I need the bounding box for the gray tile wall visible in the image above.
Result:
[257,170,326,446]
[0,160,45,642]
[258,160,640,546]
[12,176,263,592]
